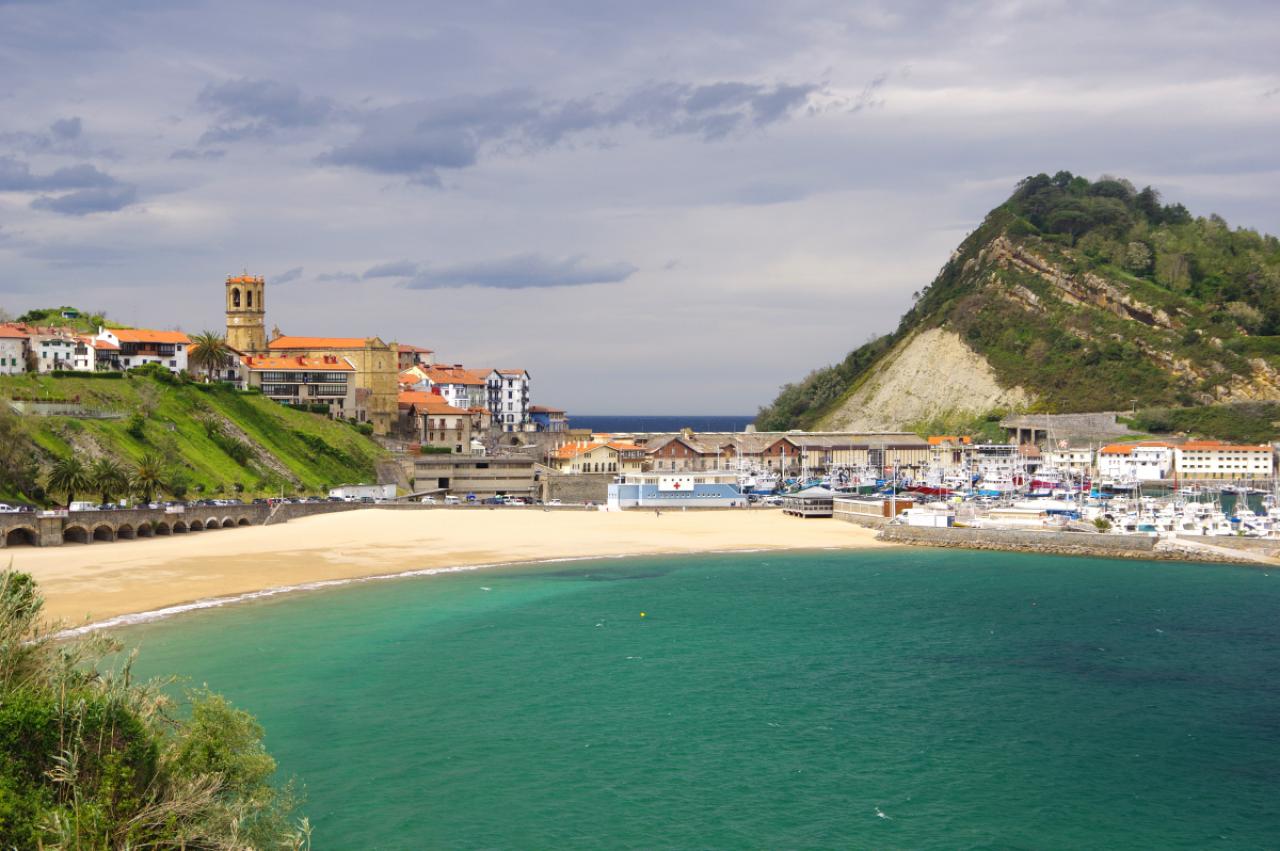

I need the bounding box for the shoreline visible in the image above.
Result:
[12,509,887,629]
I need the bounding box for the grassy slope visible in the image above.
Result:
[4,373,385,501]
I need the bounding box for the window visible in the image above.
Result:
[232,288,241,307]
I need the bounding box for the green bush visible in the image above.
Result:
[0,570,310,848]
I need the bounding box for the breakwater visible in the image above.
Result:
[875,525,1277,566]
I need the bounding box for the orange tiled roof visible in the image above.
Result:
[1101,441,1173,455]
[927,435,971,445]
[553,442,613,459]
[529,405,564,414]
[0,325,29,339]
[242,355,354,371]
[398,344,434,353]
[1180,441,1271,451]
[399,390,465,412]
[82,335,118,350]
[269,335,379,350]
[108,328,191,344]
[422,365,487,386]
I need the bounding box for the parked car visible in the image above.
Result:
[0,503,22,513]
[444,495,460,505]
[506,497,526,506]
[420,496,437,504]
[69,501,99,512]
[546,499,563,507]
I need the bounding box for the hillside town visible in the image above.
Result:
[0,275,568,442]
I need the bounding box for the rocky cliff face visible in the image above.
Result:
[818,328,1031,431]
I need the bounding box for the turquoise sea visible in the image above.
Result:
[126,549,1280,849]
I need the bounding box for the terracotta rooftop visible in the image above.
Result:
[269,335,381,350]
[1179,441,1271,451]
[242,355,354,371]
[108,329,191,345]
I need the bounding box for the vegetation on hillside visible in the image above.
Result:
[0,370,384,505]
[8,306,126,335]
[1122,402,1280,444]
[757,172,1280,431]
[0,570,309,848]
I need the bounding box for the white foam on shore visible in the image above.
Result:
[55,546,824,638]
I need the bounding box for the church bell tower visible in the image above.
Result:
[225,274,267,354]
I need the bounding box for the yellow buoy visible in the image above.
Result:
[640,612,646,618]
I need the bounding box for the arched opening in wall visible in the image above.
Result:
[5,527,36,547]
[117,524,136,540]
[222,518,235,528]
[247,290,253,308]
[237,518,251,527]
[203,517,220,530]
[153,522,171,536]
[172,521,187,534]
[189,519,203,531]
[63,525,89,545]
[93,525,114,542]
[232,288,241,308]
[136,523,153,538]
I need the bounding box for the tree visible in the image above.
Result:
[89,457,129,503]
[131,453,169,504]
[188,330,231,382]
[46,457,91,507]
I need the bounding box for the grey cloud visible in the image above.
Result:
[273,266,304,284]
[49,116,80,140]
[316,271,359,283]
[363,259,419,278]
[0,156,116,190]
[30,184,137,215]
[170,147,225,160]
[322,80,820,182]
[404,254,637,289]
[0,116,88,154]
[197,78,335,145]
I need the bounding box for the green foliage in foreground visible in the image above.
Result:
[0,372,386,505]
[1122,402,1280,444]
[0,570,310,849]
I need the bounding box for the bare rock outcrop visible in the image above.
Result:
[818,327,1032,432]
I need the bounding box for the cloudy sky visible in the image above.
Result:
[1,1,1277,413]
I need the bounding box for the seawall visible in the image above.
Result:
[875,525,1275,566]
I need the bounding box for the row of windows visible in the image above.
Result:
[256,371,349,383]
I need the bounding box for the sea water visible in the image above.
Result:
[126,549,1280,849]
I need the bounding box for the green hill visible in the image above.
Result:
[0,370,386,505]
[756,172,1280,437]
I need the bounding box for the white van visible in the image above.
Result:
[444,495,461,505]
[69,501,99,512]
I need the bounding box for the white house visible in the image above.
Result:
[67,336,120,372]
[1041,445,1095,476]
[487,368,531,432]
[95,327,190,373]
[33,329,82,373]
[0,326,28,374]
[419,364,488,410]
[1175,441,1274,481]
[1097,442,1174,482]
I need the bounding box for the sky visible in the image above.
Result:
[0,1,1277,414]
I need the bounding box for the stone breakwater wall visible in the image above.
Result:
[874,525,1268,565]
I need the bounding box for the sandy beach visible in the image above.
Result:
[10,508,888,625]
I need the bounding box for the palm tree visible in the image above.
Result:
[90,457,129,504]
[131,453,169,505]
[46,457,91,507]
[188,331,231,382]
